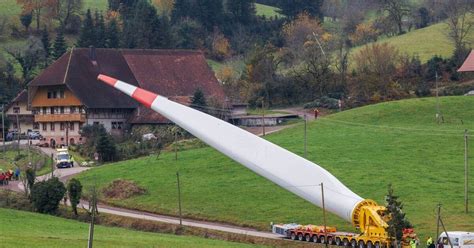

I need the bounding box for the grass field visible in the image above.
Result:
[350,16,474,63]
[0,149,52,176]
[0,208,265,248]
[77,96,474,239]
[255,3,283,18]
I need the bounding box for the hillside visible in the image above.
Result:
[76,96,474,238]
[0,208,265,248]
[350,16,474,63]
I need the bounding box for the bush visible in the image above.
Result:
[304,96,339,109]
[67,178,82,216]
[31,177,66,214]
[415,82,432,97]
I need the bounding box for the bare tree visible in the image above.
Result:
[443,0,473,54]
[5,36,45,84]
[382,0,410,35]
[53,0,82,28]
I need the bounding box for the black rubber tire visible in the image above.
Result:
[320,236,326,244]
[291,232,297,240]
[336,237,342,246]
[344,239,350,247]
[305,234,311,242]
[328,237,334,245]
[367,241,373,248]
[298,233,304,241]
[375,242,381,248]
[351,240,357,248]
[313,235,319,243]
[359,240,366,248]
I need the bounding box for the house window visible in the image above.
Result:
[42,123,47,131]
[79,123,83,130]
[47,91,53,99]
[50,123,55,131]
[60,122,65,131]
[13,107,20,113]
[69,122,75,131]
[60,106,64,114]
[33,123,39,129]
[59,90,65,98]
[111,122,117,129]
[13,122,18,129]
[42,107,46,114]
[117,122,123,130]
[93,121,99,125]
[50,107,55,114]
[70,106,76,113]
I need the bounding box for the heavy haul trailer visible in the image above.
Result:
[97,74,413,248]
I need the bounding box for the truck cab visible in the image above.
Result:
[55,148,73,169]
[438,232,474,248]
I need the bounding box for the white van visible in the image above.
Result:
[438,232,474,248]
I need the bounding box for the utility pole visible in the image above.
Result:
[435,71,441,124]
[436,204,441,240]
[2,104,5,160]
[465,129,469,213]
[176,172,183,226]
[321,182,328,248]
[304,114,307,158]
[262,100,266,136]
[88,196,96,248]
[66,122,69,147]
[174,127,178,161]
[16,111,20,156]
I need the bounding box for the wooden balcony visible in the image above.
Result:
[35,113,86,123]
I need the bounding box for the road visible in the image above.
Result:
[7,166,281,240]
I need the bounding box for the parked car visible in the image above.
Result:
[27,130,42,140]
[438,232,474,248]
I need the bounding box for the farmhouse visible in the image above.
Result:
[7,48,226,147]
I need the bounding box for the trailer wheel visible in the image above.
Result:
[312,235,318,243]
[328,237,334,245]
[305,234,311,242]
[343,239,350,247]
[336,237,342,246]
[359,240,366,248]
[374,242,381,248]
[320,236,326,244]
[298,233,304,241]
[351,239,357,248]
[291,232,297,240]
[367,241,373,248]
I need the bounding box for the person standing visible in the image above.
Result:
[411,238,417,248]
[314,108,320,119]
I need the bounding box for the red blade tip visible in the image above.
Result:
[97,74,118,87]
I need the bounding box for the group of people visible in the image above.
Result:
[0,168,20,185]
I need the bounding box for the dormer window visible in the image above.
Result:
[47,89,65,99]
[13,107,20,113]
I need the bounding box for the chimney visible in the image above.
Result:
[89,45,97,66]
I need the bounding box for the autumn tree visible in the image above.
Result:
[352,43,401,102]
[153,0,174,16]
[349,22,380,46]
[53,0,83,30]
[17,0,55,32]
[282,13,324,58]
[211,29,231,61]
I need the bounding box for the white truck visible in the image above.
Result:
[55,148,74,168]
[438,232,474,248]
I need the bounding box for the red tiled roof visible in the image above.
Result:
[28,48,225,124]
[458,50,474,72]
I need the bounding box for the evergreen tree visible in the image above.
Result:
[67,178,82,216]
[121,0,164,48]
[20,12,33,32]
[195,0,224,30]
[95,11,106,48]
[41,27,51,66]
[108,0,121,11]
[226,0,256,25]
[191,88,207,112]
[77,9,96,48]
[96,132,116,162]
[53,28,67,60]
[385,184,412,245]
[279,0,324,20]
[171,0,192,22]
[105,18,120,48]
